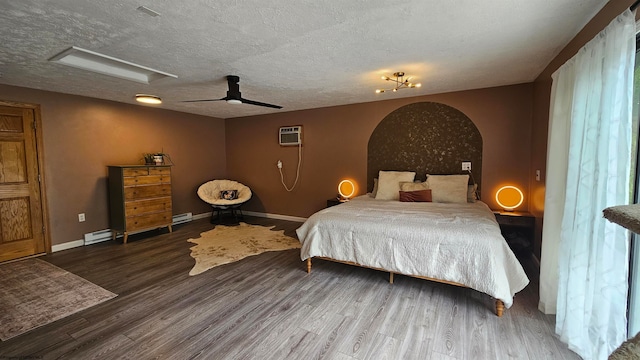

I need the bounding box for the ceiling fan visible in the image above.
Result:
[182,75,282,109]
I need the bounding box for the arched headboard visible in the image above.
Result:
[367,101,483,194]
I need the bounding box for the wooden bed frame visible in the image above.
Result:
[306,257,505,317]
[302,102,509,317]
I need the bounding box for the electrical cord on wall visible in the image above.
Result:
[278,142,302,192]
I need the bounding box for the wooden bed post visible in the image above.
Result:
[495,300,504,317]
[389,272,394,284]
[306,258,312,273]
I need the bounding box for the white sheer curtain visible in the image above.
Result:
[539,9,635,359]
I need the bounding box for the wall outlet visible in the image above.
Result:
[461,162,472,171]
[277,160,282,169]
[78,213,85,222]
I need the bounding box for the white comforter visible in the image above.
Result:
[296,196,529,308]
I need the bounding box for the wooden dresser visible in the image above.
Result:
[108,165,172,243]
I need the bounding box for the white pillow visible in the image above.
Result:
[400,181,429,191]
[425,174,469,203]
[375,171,416,200]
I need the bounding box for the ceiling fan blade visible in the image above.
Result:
[182,75,281,109]
[181,97,226,103]
[240,98,283,109]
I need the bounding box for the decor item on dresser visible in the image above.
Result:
[197,180,252,224]
[142,151,172,166]
[108,165,173,243]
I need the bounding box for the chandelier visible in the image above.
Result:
[375,72,421,93]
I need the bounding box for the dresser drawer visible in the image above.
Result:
[124,184,171,200]
[123,175,171,186]
[123,168,149,177]
[126,211,172,231]
[149,167,171,176]
[125,198,172,216]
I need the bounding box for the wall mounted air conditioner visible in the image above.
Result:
[279,126,302,146]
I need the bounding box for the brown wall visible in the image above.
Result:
[227,83,533,218]
[0,84,226,246]
[530,0,636,258]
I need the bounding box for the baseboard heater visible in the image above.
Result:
[84,229,113,245]
[82,213,193,246]
[172,212,193,225]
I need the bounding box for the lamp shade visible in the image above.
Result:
[338,179,356,200]
[495,185,523,211]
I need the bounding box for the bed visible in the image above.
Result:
[296,101,530,316]
[296,194,529,316]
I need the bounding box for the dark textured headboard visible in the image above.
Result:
[367,101,482,194]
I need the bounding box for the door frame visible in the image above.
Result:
[0,99,51,254]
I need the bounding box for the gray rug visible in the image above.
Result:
[0,258,117,341]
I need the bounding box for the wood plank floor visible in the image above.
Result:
[0,217,579,360]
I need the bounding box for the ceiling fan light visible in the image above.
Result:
[226,99,242,105]
[135,94,162,104]
[415,83,422,87]
[376,89,384,93]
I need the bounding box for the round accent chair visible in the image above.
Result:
[197,180,252,224]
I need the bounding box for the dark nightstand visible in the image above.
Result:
[327,198,346,208]
[494,211,535,256]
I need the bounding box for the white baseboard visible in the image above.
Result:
[52,239,84,252]
[194,210,306,223]
[51,211,304,253]
[243,211,306,223]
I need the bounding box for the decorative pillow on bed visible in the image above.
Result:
[375,171,416,200]
[399,181,429,191]
[399,189,432,202]
[220,189,238,200]
[425,174,469,203]
[468,184,478,202]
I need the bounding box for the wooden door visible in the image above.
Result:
[0,103,47,262]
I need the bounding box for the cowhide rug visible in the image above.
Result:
[187,222,300,276]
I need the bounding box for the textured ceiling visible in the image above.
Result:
[0,0,608,119]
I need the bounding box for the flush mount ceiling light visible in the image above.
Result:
[375,72,421,94]
[135,94,162,104]
[48,46,177,84]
